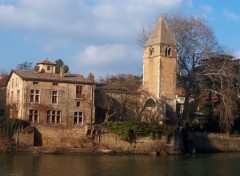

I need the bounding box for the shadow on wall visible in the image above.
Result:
[181,126,223,153]
[34,127,42,146]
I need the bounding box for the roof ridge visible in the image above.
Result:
[144,16,176,47]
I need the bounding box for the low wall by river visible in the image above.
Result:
[7,124,182,155]
[190,132,240,152]
[99,133,179,154]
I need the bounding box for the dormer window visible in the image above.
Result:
[149,47,154,56]
[165,47,171,57]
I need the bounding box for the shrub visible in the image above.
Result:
[0,118,27,139]
[101,121,177,141]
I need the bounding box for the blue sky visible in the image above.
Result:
[0,0,239,79]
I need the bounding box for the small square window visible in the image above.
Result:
[47,66,51,70]
[53,83,58,86]
[33,82,38,85]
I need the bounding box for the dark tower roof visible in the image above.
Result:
[144,16,176,47]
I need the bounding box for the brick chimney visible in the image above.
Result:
[34,66,40,73]
[60,66,64,78]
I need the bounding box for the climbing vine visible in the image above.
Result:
[101,121,177,141]
[0,118,27,138]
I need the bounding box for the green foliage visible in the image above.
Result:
[0,118,27,138]
[101,121,177,141]
[55,59,69,73]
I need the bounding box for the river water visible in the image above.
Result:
[0,153,240,176]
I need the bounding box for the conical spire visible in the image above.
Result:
[144,16,176,47]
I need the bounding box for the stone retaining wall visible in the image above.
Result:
[99,133,179,154]
[34,125,88,148]
[190,132,240,152]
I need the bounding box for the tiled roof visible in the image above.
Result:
[0,74,9,87]
[144,16,176,47]
[13,70,95,84]
[37,59,56,65]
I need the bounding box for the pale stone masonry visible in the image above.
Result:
[143,16,177,118]
[6,59,95,127]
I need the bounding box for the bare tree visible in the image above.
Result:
[96,74,166,123]
[96,74,142,121]
[198,54,240,132]
[16,61,33,71]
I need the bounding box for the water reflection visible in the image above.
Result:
[1,153,240,176]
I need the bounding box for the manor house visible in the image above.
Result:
[6,59,95,126]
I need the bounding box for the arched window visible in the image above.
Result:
[149,47,154,56]
[165,47,171,57]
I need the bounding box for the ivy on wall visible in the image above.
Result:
[101,121,177,141]
[0,118,27,138]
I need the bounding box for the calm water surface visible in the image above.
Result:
[0,153,240,176]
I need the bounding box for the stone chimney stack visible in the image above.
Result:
[34,66,40,73]
[60,66,64,78]
[87,72,95,82]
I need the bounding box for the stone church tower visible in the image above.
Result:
[143,16,177,118]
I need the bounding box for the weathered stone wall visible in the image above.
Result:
[12,127,34,147]
[99,133,178,154]
[34,125,89,148]
[190,132,240,152]
[6,71,95,126]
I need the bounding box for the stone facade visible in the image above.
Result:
[6,59,95,128]
[143,16,177,118]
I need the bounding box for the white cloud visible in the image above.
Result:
[0,0,193,77]
[72,44,142,77]
[0,0,187,42]
[199,5,213,14]
[223,9,240,20]
[234,51,240,59]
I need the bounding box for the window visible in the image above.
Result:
[52,91,58,104]
[76,101,81,107]
[30,90,40,103]
[165,47,171,57]
[74,112,83,125]
[149,47,154,56]
[29,109,39,123]
[47,66,51,70]
[16,78,18,87]
[11,91,13,103]
[33,82,38,85]
[47,110,61,124]
[17,90,20,103]
[0,110,4,116]
[12,79,14,88]
[53,83,58,86]
[76,85,83,98]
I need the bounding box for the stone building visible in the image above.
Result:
[0,74,8,117]
[6,59,95,127]
[143,16,177,118]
